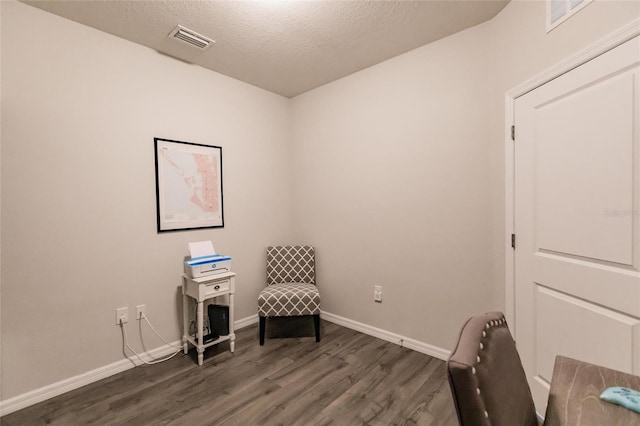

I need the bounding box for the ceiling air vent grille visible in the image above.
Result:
[169,25,214,50]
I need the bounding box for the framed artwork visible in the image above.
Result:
[154,137,224,232]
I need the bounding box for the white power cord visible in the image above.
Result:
[141,312,184,350]
[119,314,182,365]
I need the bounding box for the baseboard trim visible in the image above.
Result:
[320,310,451,361]
[0,315,258,417]
[235,313,259,329]
[1,312,449,416]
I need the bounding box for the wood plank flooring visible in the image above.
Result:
[1,319,457,425]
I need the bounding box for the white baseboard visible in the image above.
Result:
[234,313,259,329]
[0,312,449,417]
[320,310,451,361]
[0,315,258,417]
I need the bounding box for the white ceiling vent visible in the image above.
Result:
[169,25,214,50]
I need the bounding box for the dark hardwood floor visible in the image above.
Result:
[2,319,457,425]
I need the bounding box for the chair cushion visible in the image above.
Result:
[258,283,320,317]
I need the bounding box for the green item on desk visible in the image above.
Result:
[600,387,640,414]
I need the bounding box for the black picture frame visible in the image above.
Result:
[154,137,224,232]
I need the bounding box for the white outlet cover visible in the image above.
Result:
[116,307,128,324]
[136,304,146,320]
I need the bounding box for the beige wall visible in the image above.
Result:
[290,0,639,351]
[2,0,639,405]
[1,1,293,399]
[293,22,500,347]
[291,21,496,351]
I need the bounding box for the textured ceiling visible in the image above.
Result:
[22,0,509,98]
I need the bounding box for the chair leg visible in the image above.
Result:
[313,314,320,342]
[259,316,266,345]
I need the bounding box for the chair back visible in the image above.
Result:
[266,246,315,286]
[447,312,538,426]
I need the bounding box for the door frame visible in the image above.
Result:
[504,18,640,337]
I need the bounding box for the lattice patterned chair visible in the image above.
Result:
[257,245,320,345]
[447,312,540,426]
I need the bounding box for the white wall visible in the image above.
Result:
[2,0,639,408]
[291,22,496,351]
[290,0,639,351]
[1,1,293,400]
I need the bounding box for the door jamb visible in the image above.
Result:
[504,18,640,337]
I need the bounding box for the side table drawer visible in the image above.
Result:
[202,279,229,298]
[184,276,231,301]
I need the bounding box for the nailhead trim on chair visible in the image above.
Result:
[473,315,508,424]
[448,312,538,426]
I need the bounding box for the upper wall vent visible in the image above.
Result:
[169,25,215,50]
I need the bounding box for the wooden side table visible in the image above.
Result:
[182,271,235,365]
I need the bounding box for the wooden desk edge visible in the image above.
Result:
[544,356,640,426]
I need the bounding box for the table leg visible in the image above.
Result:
[197,300,204,365]
[182,291,189,354]
[229,292,235,353]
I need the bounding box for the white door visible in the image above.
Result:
[514,35,640,413]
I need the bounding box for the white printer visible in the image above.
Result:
[184,241,232,278]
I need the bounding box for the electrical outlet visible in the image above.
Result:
[116,307,128,325]
[374,285,382,303]
[136,304,146,320]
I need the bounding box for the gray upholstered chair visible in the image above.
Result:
[257,245,320,345]
[447,311,541,426]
